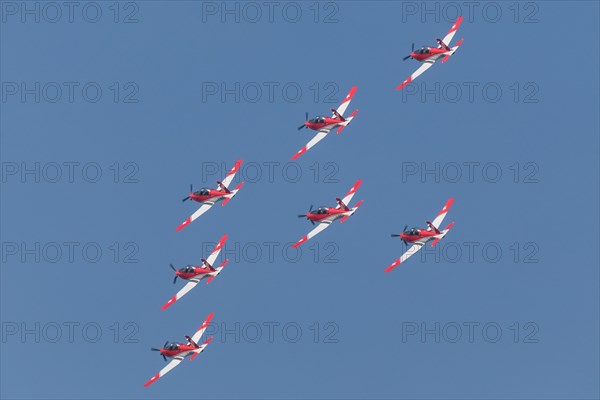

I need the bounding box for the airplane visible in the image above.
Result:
[176,159,244,231]
[144,312,215,387]
[292,86,359,160]
[396,16,464,91]
[292,180,364,248]
[384,198,455,272]
[161,234,229,311]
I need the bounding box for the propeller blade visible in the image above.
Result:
[411,43,415,51]
[297,214,307,218]
[297,124,306,130]
[403,239,408,246]
[404,225,408,232]
[173,275,178,284]
[164,341,168,348]
[310,220,315,226]
[391,234,401,237]
[305,112,309,121]
[150,348,161,352]
[309,204,314,212]
[182,196,190,202]
[403,55,411,61]
[162,354,167,362]
[169,263,176,271]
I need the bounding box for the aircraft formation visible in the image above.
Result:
[144,17,464,386]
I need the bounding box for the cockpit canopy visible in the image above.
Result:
[194,188,210,196]
[311,207,329,215]
[165,343,179,351]
[414,47,430,54]
[404,228,420,236]
[179,265,195,273]
[309,116,326,124]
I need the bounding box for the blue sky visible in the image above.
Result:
[1,1,599,399]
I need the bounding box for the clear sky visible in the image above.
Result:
[1,1,599,399]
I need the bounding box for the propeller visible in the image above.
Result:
[170,264,177,284]
[297,205,315,225]
[403,43,415,61]
[182,184,193,202]
[297,112,309,130]
[391,225,409,245]
[151,346,168,362]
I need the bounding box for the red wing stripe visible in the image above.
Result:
[176,218,191,232]
[161,295,177,311]
[396,76,412,91]
[226,159,243,177]
[144,373,160,387]
[292,235,308,248]
[437,198,455,216]
[384,258,401,273]
[340,85,358,105]
[291,146,307,160]
[198,312,215,331]
[447,15,463,34]
[345,180,363,197]
[212,234,228,253]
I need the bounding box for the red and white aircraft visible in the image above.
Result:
[293,180,364,248]
[292,86,358,160]
[385,198,455,272]
[161,235,229,311]
[176,160,244,231]
[396,16,464,91]
[144,312,214,387]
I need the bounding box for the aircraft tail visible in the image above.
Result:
[201,258,216,272]
[190,337,213,360]
[430,221,455,247]
[336,197,350,211]
[436,38,451,51]
[336,109,358,134]
[426,220,441,234]
[206,259,229,284]
[441,38,464,63]
[331,108,346,122]
[185,335,199,348]
[340,200,364,223]
[222,182,244,206]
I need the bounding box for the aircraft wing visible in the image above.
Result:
[220,159,243,190]
[191,312,215,344]
[144,356,185,387]
[291,128,331,160]
[396,60,435,90]
[161,277,202,310]
[334,86,358,117]
[440,16,463,47]
[176,201,215,231]
[292,221,332,248]
[429,198,455,231]
[205,234,228,266]
[337,180,363,209]
[384,243,424,272]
